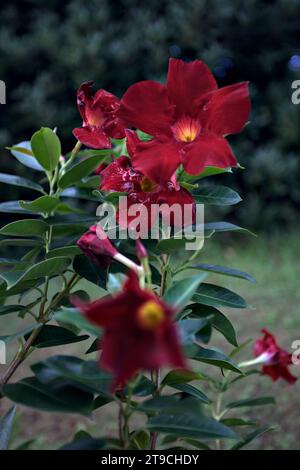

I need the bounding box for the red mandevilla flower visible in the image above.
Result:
[73,81,125,149]
[253,329,297,384]
[77,224,118,268]
[118,58,250,185]
[76,270,186,391]
[99,130,195,229]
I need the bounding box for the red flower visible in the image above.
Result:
[118,59,250,184]
[253,329,297,385]
[77,224,118,268]
[73,81,125,149]
[99,130,195,229]
[76,270,186,391]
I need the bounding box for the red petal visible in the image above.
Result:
[167,58,217,117]
[100,156,133,191]
[73,126,111,149]
[181,134,237,175]
[125,129,140,157]
[132,137,181,185]
[156,187,196,227]
[201,82,250,136]
[119,80,174,136]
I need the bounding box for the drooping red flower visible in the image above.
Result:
[73,81,125,149]
[76,270,186,391]
[253,329,297,385]
[118,59,250,184]
[99,130,195,229]
[77,224,118,268]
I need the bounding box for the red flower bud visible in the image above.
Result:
[77,224,117,268]
[135,239,148,260]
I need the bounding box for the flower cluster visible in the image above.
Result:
[73,58,250,228]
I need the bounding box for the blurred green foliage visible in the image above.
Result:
[0,0,300,230]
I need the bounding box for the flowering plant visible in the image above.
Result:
[0,59,296,451]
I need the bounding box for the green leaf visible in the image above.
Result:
[191,264,256,283]
[147,413,236,440]
[0,173,44,193]
[192,185,242,205]
[193,283,248,309]
[0,219,48,237]
[162,370,207,387]
[8,141,44,171]
[24,325,89,348]
[58,155,106,189]
[0,406,17,450]
[131,430,150,450]
[73,254,107,289]
[53,308,101,337]
[0,258,19,265]
[226,397,275,409]
[204,222,256,237]
[186,344,242,373]
[31,127,61,171]
[171,383,212,404]
[46,246,81,258]
[231,427,275,450]
[184,166,232,181]
[163,274,207,311]
[221,418,256,427]
[0,256,71,289]
[2,377,94,415]
[0,238,43,247]
[178,318,211,344]
[0,201,36,214]
[188,304,238,347]
[19,196,60,214]
[31,356,111,396]
[0,304,28,316]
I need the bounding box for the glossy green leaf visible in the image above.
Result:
[24,325,89,348]
[0,201,35,214]
[46,246,81,258]
[193,283,248,309]
[221,418,256,427]
[31,127,61,171]
[186,344,242,373]
[178,318,210,344]
[191,264,256,283]
[0,238,43,247]
[0,324,36,343]
[204,222,256,237]
[0,173,44,193]
[188,304,238,346]
[147,413,236,440]
[0,406,16,450]
[0,304,28,316]
[231,427,275,450]
[19,196,60,214]
[2,377,94,415]
[58,155,106,189]
[192,185,242,205]
[8,141,44,171]
[53,308,101,337]
[226,397,275,409]
[0,256,71,289]
[0,219,48,237]
[31,356,111,395]
[164,274,207,311]
[184,166,232,181]
[171,383,212,404]
[162,370,207,387]
[60,435,105,450]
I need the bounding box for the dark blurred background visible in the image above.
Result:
[0,0,300,232]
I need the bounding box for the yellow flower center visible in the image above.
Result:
[172,116,201,143]
[140,176,157,193]
[137,300,165,329]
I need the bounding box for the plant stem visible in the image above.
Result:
[149,368,161,450]
[0,272,79,394]
[62,140,82,172]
